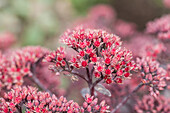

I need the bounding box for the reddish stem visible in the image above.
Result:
[31,63,52,96]
[63,70,88,82]
[111,83,144,113]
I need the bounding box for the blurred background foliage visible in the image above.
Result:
[0,0,169,48]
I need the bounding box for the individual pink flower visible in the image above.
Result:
[135,95,170,113]
[136,57,168,97]
[0,86,110,113]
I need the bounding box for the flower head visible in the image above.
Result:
[46,27,136,84]
[146,14,170,39]
[136,57,168,97]
[0,46,49,90]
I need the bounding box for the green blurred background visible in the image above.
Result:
[0,0,169,48]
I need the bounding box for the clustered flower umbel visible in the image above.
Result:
[0,86,110,113]
[0,46,49,90]
[135,95,170,113]
[146,14,170,39]
[45,27,136,84]
[136,57,169,97]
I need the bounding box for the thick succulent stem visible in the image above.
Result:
[86,67,93,96]
[87,67,104,96]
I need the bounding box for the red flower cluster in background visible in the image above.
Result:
[0,46,49,90]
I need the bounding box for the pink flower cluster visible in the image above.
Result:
[146,14,170,39]
[0,32,16,50]
[136,57,168,97]
[45,47,66,70]
[0,46,49,89]
[45,27,136,84]
[0,86,110,113]
[163,0,170,8]
[0,3,170,113]
[87,4,116,25]
[114,19,137,38]
[123,35,166,59]
[145,42,166,58]
[135,95,170,113]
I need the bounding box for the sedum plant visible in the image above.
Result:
[0,2,170,112]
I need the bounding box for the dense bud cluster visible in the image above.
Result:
[0,86,110,113]
[0,46,49,90]
[45,27,136,84]
[45,47,66,70]
[135,95,170,113]
[146,14,170,39]
[136,57,169,97]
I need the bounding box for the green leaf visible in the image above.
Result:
[22,24,45,45]
[11,0,30,18]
